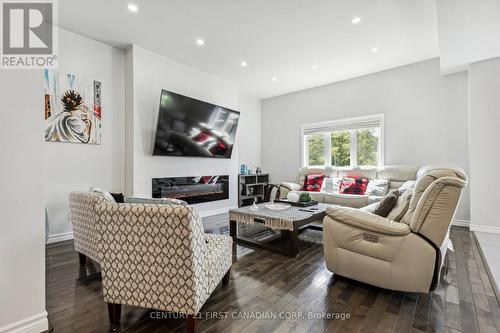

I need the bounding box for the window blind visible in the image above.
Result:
[302,115,383,136]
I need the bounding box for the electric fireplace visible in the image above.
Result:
[152,175,229,204]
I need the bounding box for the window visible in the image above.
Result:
[302,115,383,167]
[331,130,351,167]
[307,133,325,165]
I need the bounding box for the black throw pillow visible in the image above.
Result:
[110,192,124,203]
[374,190,400,217]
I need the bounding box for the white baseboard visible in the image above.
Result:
[47,231,73,244]
[199,206,237,218]
[470,224,500,234]
[0,311,48,333]
[452,219,470,227]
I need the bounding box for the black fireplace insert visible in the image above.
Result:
[152,175,229,204]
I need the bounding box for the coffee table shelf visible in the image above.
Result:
[229,203,329,256]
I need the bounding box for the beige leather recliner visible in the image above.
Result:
[323,165,467,293]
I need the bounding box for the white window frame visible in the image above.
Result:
[301,114,384,168]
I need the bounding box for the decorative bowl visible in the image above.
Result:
[265,203,291,211]
[287,192,300,203]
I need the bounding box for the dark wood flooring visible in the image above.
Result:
[46,214,500,333]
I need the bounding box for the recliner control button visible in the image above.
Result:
[363,233,379,243]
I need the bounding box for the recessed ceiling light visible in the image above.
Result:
[272,77,277,81]
[352,17,361,24]
[312,65,318,70]
[371,47,379,53]
[127,3,138,12]
[240,61,247,67]
[196,38,205,46]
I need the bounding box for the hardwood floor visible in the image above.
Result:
[46,215,500,333]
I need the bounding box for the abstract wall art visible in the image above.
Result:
[44,69,102,144]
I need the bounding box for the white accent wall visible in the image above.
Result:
[125,45,261,215]
[237,93,262,168]
[45,29,126,242]
[261,59,470,221]
[469,57,500,233]
[0,71,48,332]
[45,35,262,240]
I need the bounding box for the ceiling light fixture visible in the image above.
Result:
[312,65,318,70]
[196,39,205,46]
[272,77,277,81]
[370,47,379,53]
[240,61,247,67]
[351,17,361,24]
[127,3,138,12]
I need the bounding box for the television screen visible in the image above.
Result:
[153,90,240,158]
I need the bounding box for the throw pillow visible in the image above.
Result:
[339,177,369,195]
[124,196,188,206]
[399,180,415,192]
[320,177,342,193]
[373,190,400,217]
[387,188,413,222]
[110,192,124,203]
[89,187,115,202]
[365,179,389,196]
[302,174,325,192]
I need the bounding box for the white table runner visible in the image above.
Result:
[229,203,329,231]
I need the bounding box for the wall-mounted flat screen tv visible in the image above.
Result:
[153,90,240,158]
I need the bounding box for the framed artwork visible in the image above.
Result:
[44,69,102,144]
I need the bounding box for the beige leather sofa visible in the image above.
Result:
[323,165,467,293]
[280,165,419,207]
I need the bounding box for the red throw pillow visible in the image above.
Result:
[339,177,369,195]
[302,174,325,192]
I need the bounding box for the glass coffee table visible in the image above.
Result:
[228,203,329,257]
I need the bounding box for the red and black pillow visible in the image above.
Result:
[302,174,325,192]
[339,177,369,195]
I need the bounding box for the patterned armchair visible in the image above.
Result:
[69,191,112,265]
[94,202,232,333]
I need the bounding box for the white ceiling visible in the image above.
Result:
[59,0,439,99]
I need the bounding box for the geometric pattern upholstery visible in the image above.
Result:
[94,202,232,315]
[69,191,112,262]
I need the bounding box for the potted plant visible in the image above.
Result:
[299,192,312,203]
